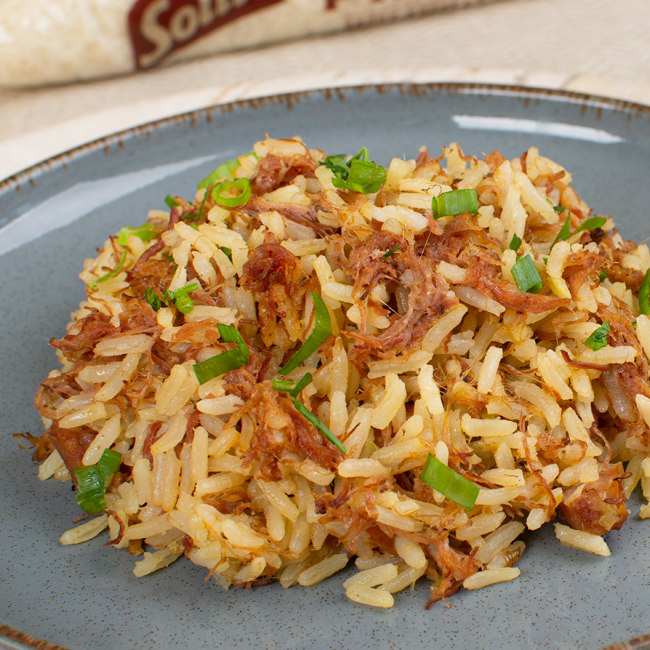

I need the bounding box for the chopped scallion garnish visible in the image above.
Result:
[333,159,386,194]
[88,250,127,290]
[382,244,401,259]
[639,268,650,316]
[164,283,198,314]
[432,189,479,219]
[73,449,122,514]
[293,398,346,453]
[212,178,251,208]
[272,373,313,398]
[511,254,543,294]
[419,454,479,511]
[197,151,255,190]
[509,234,522,252]
[584,321,610,351]
[117,224,157,246]
[221,247,233,261]
[598,270,608,282]
[322,148,386,194]
[574,216,607,235]
[553,204,566,214]
[144,287,162,311]
[193,324,250,384]
[165,195,179,209]
[272,378,297,393]
[550,215,571,250]
[278,291,332,376]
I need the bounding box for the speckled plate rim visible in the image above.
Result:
[2,81,650,650]
[2,81,650,198]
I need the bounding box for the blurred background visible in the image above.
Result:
[1,0,649,181]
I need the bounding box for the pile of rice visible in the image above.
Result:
[27,136,650,609]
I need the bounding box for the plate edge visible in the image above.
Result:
[0,624,72,650]
[1,81,649,196]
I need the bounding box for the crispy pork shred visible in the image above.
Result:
[24,136,650,610]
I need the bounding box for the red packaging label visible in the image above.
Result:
[129,0,283,70]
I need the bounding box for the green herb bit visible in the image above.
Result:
[165,195,180,209]
[144,287,161,311]
[639,268,650,316]
[574,216,607,235]
[550,215,571,250]
[584,321,610,351]
[88,250,127,290]
[165,283,199,314]
[212,178,251,208]
[272,378,297,393]
[432,189,479,219]
[272,373,314,398]
[320,154,350,181]
[632,320,637,326]
[419,454,479,511]
[193,324,250,384]
[117,224,157,246]
[598,270,608,282]
[293,398,346,453]
[509,234,522,252]
[197,151,255,190]
[333,159,387,194]
[221,247,233,261]
[73,449,123,514]
[278,291,332,376]
[511,254,543,294]
[382,244,401,260]
[553,204,566,214]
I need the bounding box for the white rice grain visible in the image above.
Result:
[60,515,108,545]
[554,523,610,556]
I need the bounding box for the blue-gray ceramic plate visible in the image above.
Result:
[1,84,649,650]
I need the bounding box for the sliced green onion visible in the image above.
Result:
[278,291,332,376]
[511,254,543,294]
[88,250,127,290]
[197,151,255,190]
[271,373,313,398]
[639,268,650,316]
[221,247,233,261]
[193,324,250,384]
[550,215,571,250]
[382,244,401,260]
[165,195,179,208]
[432,189,479,219]
[144,287,161,311]
[73,449,123,514]
[97,448,122,479]
[320,153,350,180]
[553,204,566,214]
[574,216,607,235]
[419,454,479,511]
[290,373,313,398]
[322,148,385,194]
[509,234,522,252]
[73,466,106,514]
[584,321,610,351]
[272,378,296,393]
[598,270,608,282]
[350,147,369,162]
[117,224,157,246]
[163,283,198,314]
[293,398,346,453]
[633,320,637,326]
[212,178,251,208]
[333,159,386,194]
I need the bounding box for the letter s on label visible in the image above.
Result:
[139,0,173,68]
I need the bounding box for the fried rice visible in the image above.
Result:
[24,136,650,609]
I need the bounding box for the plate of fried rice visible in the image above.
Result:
[1,83,650,650]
